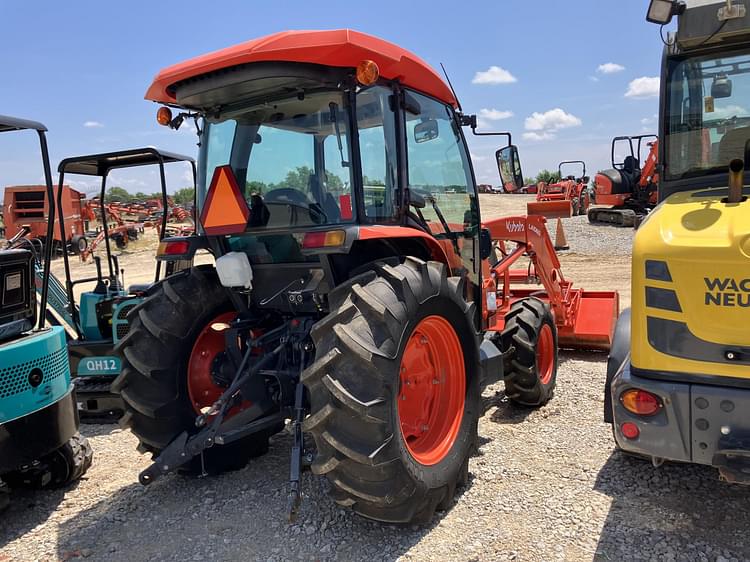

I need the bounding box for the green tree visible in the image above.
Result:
[523,177,536,187]
[363,175,386,187]
[535,170,561,184]
[173,187,195,205]
[246,181,267,194]
[276,166,313,190]
[106,186,132,202]
[133,191,150,201]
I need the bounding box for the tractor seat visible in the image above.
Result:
[128,283,153,294]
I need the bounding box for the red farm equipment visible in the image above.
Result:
[536,161,590,216]
[113,29,619,524]
[2,184,88,254]
[588,135,659,227]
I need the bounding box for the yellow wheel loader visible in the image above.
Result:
[605,0,750,483]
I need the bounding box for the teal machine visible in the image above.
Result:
[0,115,91,510]
[54,149,195,421]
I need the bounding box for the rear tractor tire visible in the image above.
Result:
[113,266,276,475]
[303,257,480,524]
[500,298,558,407]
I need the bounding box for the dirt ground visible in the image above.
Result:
[5,195,747,562]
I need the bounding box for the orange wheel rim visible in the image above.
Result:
[536,324,555,385]
[398,315,465,466]
[187,312,249,416]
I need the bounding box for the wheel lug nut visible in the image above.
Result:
[420,336,428,344]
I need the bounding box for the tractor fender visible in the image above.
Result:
[357,226,454,271]
[603,308,631,423]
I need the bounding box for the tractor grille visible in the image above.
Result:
[114,304,136,341]
[0,346,68,399]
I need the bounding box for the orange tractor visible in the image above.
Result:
[536,161,590,216]
[114,29,619,524]
[589,135,659,226]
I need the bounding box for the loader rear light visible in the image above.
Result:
[620,389,662,416]
[157,240,190,256]
[356,60,380,86]
[302,230,346,249]
[620,422,640,440]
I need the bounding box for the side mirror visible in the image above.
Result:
[479,228,493,261]
[712,75,733,99]
[414,120,439,143]
[496,145,524,192]
[646,0,685,24]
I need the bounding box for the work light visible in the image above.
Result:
[646,0,685,24]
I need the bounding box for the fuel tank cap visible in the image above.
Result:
[742,236,750,259]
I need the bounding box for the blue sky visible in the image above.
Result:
[0,0,667,196]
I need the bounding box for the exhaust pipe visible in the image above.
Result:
[728,158,744,203]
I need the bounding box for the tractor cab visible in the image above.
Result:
[53,148,195,420]
[150,39,497,317]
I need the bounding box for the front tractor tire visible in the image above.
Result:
[500,298,558,407]
[303,257,479,524]
[113,266,274,474]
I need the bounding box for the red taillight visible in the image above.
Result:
[302,230,345,249]
[621,422,640,440]
[157,240,190,256]
[620,389,662,416]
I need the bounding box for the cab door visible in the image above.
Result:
[400,89,481,322]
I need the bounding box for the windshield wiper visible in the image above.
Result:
[329,102,349,168]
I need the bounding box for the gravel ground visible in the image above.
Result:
[3,355,750,561]
[3,195,748,561]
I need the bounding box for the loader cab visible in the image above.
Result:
[657,1,750,199]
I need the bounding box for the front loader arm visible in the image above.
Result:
[483,215,572,325]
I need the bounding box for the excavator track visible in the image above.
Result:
[587,207,638,227]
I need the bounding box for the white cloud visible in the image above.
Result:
[625,77,660,98]
[597,62,625,74]
[472,66,517,85]
[478,108,514,120]
[711,104,748,119]
[523,131,556,142]
[589,76,600,83]
[524,108,582,132]
[83,121,104,128]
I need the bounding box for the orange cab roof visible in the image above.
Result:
[145,29,457,108]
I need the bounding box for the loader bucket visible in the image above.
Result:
[557,290,619,351]
[527,200,572,219]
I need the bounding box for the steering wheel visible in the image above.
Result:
[263,188,328,223]
[264,188,310,205]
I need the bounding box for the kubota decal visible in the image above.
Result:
[505,220,525,233]
[704,277,750,308]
